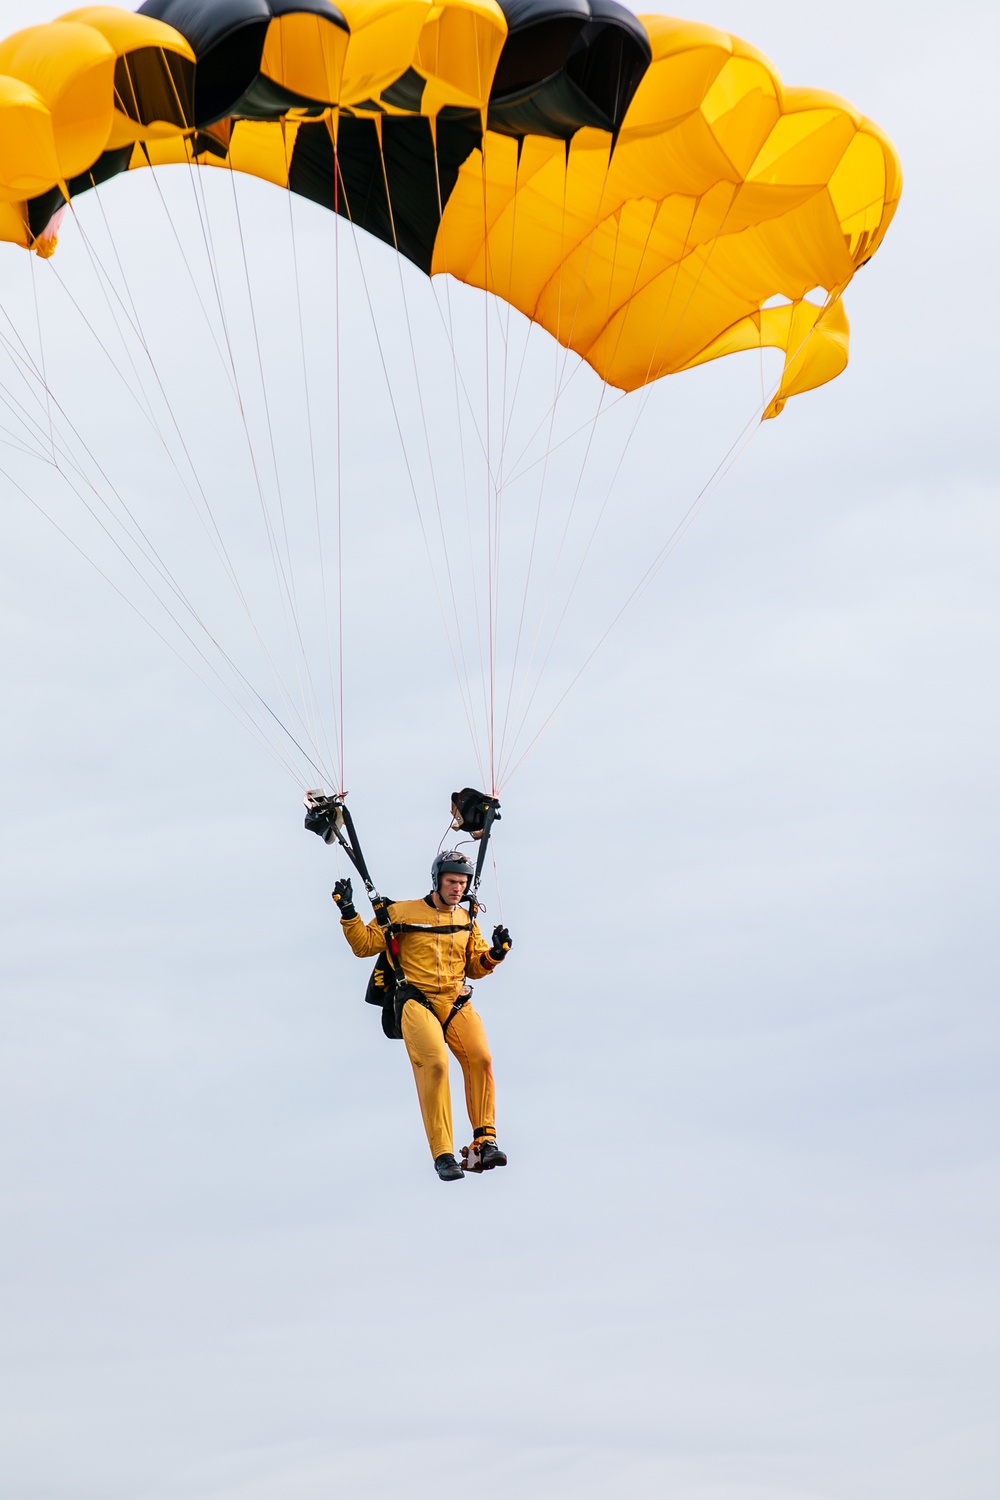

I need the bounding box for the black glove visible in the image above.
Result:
[489,924,511,961]
[332,878,356,920]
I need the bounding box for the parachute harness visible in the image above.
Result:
[303,787,501,1037]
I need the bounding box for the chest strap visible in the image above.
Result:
[391,921,470,936]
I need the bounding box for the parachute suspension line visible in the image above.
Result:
[1,460,310,783]
[49,230,183,450]
[431,139,491,762]
[490,192,522,781]
[424,265,493,476]
[497,186,746,783]
[334,141,346,792]
[227,165,335,782]
[71,184,332,783]
[500,383,633,489]
[0,368,326,787]
[497,166,676,778]
[286,154,332,765]
[0,426,48,460]
[424,271,497,758]
[489,134,532,789]
[0,383,59,462]
[422,142,491,484]
[62,198,175,450]
[499,180,823,787]
[75,180,332,785]
[53,207,261,611]
[498,316,534,457]
[183,157,335,781]
[537,275,836,717]
[146,166,241,401]
[500,405,767,788]
[285,151,343,791]
[0,289,316,786]
[38,178,334,785]
[377,128,476,693]
[493,148,617,777]
[0,311,64,462]
[0,309,329,783]
[431,139,492,761]
[183,162,303,635]
[493,134,635,496]
[546,145,615,425]
[494,143,620,491]
[480,134,498,791]
[427,270,499,762]
[0,305,235,640]
[0,301,54,456]
[229,168,305,629]
[517,37,640,464]
[374,127,489,785]
[162,160,337,772]
[28,248,54,459]
[640,204,736,396]
[335,163,487,786]
[542,157,572,519]
[495,154,544,464]
[502,190,755,499]
[588,190,757,518]
[0,355,48,458]
[514,248,723,783]
[494,350,594,490]
[488,157,574,779]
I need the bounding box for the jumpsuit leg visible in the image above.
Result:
[400,1000,453,1159]
[445,1005,496,1141]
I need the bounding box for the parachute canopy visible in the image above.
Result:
[0,0,900,416]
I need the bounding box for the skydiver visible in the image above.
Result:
[332,850,512,1182]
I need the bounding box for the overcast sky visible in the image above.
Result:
[1,2,997,1498]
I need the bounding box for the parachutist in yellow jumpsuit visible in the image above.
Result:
[333,850,512,1182]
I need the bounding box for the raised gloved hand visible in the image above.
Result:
[332,877,356,920]
[489,924,512,961]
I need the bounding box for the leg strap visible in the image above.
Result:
[394,984,436,1034]
[442,994,470,1037]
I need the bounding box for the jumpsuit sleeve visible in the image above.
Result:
[340,912,387,958]
[465,920,501,979]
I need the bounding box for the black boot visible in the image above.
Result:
[478,1139,507,1169]
[434,1153,464,1182]
[461,1139,508,1172]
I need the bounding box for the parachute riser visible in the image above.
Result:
[448,787,501,916]
[305,784,501,921]
[465,803,498,915]
[303,792,411,985]
[303,790,380,902]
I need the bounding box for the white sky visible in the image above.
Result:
[0,2,997,1498]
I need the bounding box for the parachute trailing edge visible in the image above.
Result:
[0,0,901,411]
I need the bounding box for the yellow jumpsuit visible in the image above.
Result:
[340,898,502,1159]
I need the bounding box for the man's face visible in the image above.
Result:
[438,872,469,907]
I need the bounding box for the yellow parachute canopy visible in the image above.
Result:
[0,1,900,415]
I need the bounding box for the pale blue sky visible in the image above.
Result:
[0,3,997,1497]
